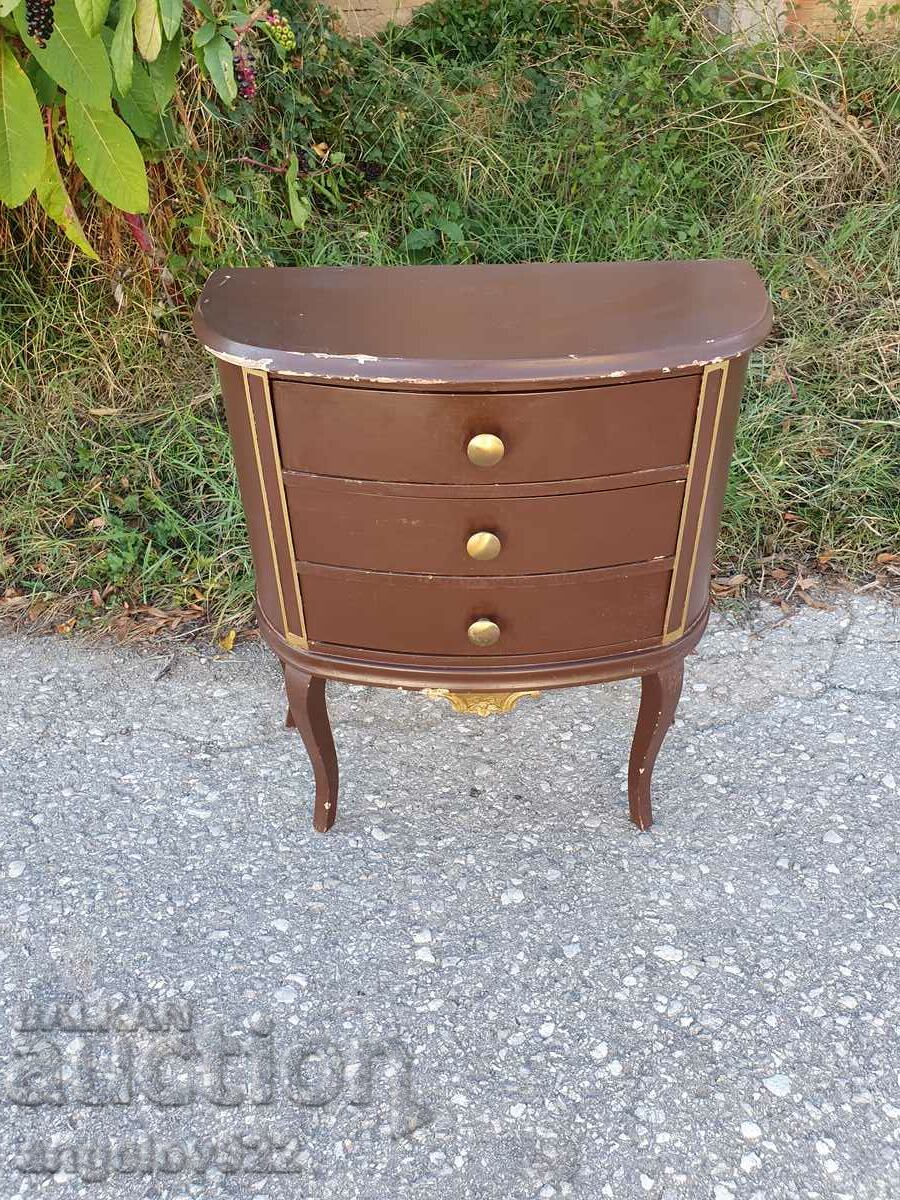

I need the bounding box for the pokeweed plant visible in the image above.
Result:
[0,0,296,255]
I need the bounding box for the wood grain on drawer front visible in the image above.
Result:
[298,560,672,656]
[284,473,685,575]
[271,377,699,484]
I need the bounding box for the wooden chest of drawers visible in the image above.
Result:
[195,260,771,832]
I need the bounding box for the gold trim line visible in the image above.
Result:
[661,359,730,645]
[242,368,309,649]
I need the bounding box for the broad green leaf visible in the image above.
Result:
[285,153,311,230]
[133,0,161,62]
[0,38,45,206]
[35,136,98,257]
[147,30,180,108]
[110,0,135,94]
[436,218,464,244]
[404,227,438,251]
[114,61,161,138]
[25,58,59,106]
[158,0,181,42]
[67,96,148,212]
[202,33,235,106]
[74,0,110,37]
[191,0,213,19]
[0,0,21,16]
[193,21,216,48]
[103,22,160,137]
[14,0,111,108]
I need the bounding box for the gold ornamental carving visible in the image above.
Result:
[422,689,541,716]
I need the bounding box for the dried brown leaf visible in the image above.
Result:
[798,591,834,611]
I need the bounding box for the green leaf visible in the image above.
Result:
[0,37,45,206]
[404,227,438,251]
[202,33,235,106]
[25,58,60,106]
[193,21,216,48]
[0,0,20,16]
[67,96,148,212]
[74,0,110,37]
[285,153,311,230]
[158,0,181,41]
[35,135,97,257]
[103,21,160,137]
[436,218,464,244]
[14,0,111,108]
[110,0,135,94]
[133,0,161,61]
[114,61,161,138]
[147,29,179,108]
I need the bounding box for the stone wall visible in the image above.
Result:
[327,0,424,36]
[327,0,893,37]
[785,0,894,28]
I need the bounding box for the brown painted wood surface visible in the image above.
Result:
[282,464,690,500]
[196,260,772,832]
[684,356,748,633]
[297,560,673,656]
[218,360,286,639]
[272,377,700,484]
[195,261,772,389]
[260,598,710,692]
[284,474,686,575]
[283,665,339,831]
[628,661,685,830]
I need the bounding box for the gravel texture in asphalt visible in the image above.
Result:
[0,596,898,1200]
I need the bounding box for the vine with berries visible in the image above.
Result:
[0,0,298,255]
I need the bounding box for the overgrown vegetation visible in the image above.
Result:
[1,0,898,634]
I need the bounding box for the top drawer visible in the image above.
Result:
[271,376,699,485]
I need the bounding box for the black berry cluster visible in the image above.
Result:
[26,0,55,46]
[358,161,384,182]
[232,44,256,100]
[264,8,296,50]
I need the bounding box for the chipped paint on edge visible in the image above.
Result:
[203,348,275,371]
[307,352,381,364]
[674,355,725,371]
[202,344,731,384]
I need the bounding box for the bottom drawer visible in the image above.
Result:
[299,560,672,657]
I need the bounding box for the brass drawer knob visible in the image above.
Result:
[466,531,502,561]
[468,618,501,647]
[467,433,505,467]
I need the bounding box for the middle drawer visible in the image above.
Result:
[283,473,685,575]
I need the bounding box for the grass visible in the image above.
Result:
[0,267,254,631]
[1,0,898,634]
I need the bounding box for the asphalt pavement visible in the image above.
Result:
[1,595,898,1200]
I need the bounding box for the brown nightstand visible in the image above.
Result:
[194,260,771,832]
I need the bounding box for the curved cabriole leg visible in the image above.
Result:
[627,659,685,832]
[283,664,338,832]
